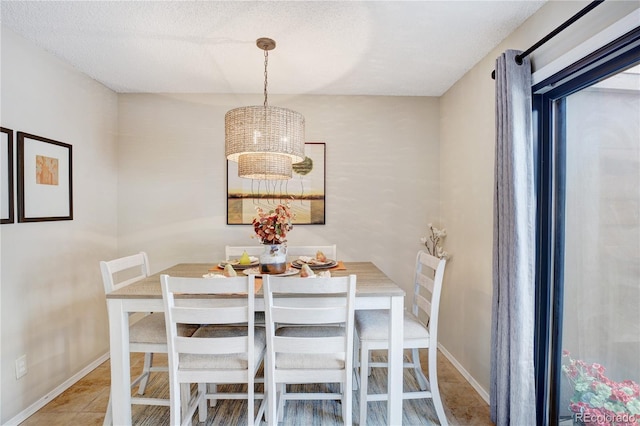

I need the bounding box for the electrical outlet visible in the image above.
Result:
[15,355,27,379]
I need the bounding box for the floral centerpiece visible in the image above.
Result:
[562,350,640,425]
[252,203,294,244]
[420,223,449,259]
[252,203,294,274]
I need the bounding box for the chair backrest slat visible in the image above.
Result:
[412,251,447,335]
[273,336,345,354]
[175,335,249,355]
[172,306,248,324]
[100,252,150,293]
[415,293,431,318]
[166,276,248,294]
[416,272,435,294]
[268,279,348,295]
[271,305,347,325]
[418,250,441,270]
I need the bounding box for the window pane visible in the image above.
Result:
[559,64,640,425]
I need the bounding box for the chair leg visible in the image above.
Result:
[353,330,360,391]
[277,383,286,422]
[198,383,208,422]
[180,383,190,420]
[265,372,278,426]
[344,371,353,426]
[169,375,181,426]
[411,348,429,390]
[103,392,112,426]
[428,348,448,426]
[208,383,218,406]
[359,343,370,425]
[255,395,267,426]
[177,383,203,426]
[137,352,153,394]
[247,378,255,426]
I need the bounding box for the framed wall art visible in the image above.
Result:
[227,142,326,225]
[1,127,14,224]
[17,132,73,222]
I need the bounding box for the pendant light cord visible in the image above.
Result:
[263,48,269,107]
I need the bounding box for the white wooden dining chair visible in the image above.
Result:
[286,244,337,261]
[161,274,266,426]
[100,252,197,425]
[354,250,448,425]
[263,274,356,425]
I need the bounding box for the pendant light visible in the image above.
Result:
[225,38,305,180]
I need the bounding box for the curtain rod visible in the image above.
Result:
[491,0,605,79]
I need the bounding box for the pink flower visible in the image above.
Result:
[612,388,634,404]
[562,352,640,425]
[252,203,294,244]
[592,363,606,375]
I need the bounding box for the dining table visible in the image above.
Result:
[106,261,405,425]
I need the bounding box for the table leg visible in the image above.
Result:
[108,299,132,424]
[387,295,404,425]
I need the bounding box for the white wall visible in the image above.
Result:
[438,0,640,397]
[0,28,118,423]
[117,93,441,293]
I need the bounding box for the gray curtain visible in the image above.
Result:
[490,49,536,425]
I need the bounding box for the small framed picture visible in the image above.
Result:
[17,132,73,222]
[1,127,14,224]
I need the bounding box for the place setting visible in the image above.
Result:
[290,256,337,270]
[217,251,258,270]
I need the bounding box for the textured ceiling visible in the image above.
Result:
[1,1,547,96]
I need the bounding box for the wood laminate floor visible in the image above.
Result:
[21,350,493,425]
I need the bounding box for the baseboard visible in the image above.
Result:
[5,352,110,426]
[438,343,490,404]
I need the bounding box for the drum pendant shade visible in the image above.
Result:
[224,38,305,180]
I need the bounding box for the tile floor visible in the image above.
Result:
[20,350,494,425]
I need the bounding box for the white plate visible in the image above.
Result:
[218,260,259,270]
[202,273,227,279]
[242,267,299,277]
[291,259,337,270]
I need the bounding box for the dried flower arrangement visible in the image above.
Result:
[420,223,449,259]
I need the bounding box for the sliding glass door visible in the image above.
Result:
[534,30,640,426]
[559,65,640,425]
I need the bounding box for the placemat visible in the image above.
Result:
[329,261,347,270]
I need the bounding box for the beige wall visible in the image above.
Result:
[117,93,441,291]
[438,0,640,398]
[0,28,119,422]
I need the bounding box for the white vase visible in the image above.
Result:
[259,244,287,274]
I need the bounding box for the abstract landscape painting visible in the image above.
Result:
[227,142,325,225]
